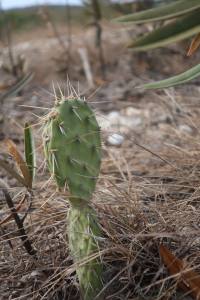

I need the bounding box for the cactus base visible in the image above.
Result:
[68,203,103,300]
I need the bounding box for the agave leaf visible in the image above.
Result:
[115,0,200,24]
[142,63,200,89]
[24,123,35,184]
[128,10,200,51]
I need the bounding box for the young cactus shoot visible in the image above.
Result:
[43,94,103,300]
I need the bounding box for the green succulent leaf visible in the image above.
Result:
[142,63,200,89]
[128,10,200,51]
[24,123,36,184]
[115,0,200,87]
[115,0,200,24]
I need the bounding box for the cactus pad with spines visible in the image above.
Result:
[43,98,101,202]
[43,96,103,299]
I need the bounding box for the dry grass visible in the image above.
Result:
[1,87,200,300]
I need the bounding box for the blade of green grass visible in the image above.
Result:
[24,123,35,185]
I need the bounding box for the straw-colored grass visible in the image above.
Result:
[1,85,200,300]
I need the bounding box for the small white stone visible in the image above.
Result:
[30,270,41,277]
[107,133,124,146]
[178,124,193,134]
[120,116,142,128]
[107,111,120,120]
[31,95,38,102]
[97,115,110,130]
[124,107,142,116]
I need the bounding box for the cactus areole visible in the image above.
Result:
[43,97,103,300]
[43,97,101,202]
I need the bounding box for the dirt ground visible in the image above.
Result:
[1,24,200,299]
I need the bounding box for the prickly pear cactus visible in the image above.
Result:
[43,97,103,300]
[43,98,101,201]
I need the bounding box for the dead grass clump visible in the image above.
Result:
[2,85,200,300]
[2,128,200,299]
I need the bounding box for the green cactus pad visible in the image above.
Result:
[68,205,103,300]
[43,98,101,201]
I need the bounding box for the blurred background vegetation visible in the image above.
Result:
[0,0,168,33]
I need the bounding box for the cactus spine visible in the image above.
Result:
[43,96,103,299]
